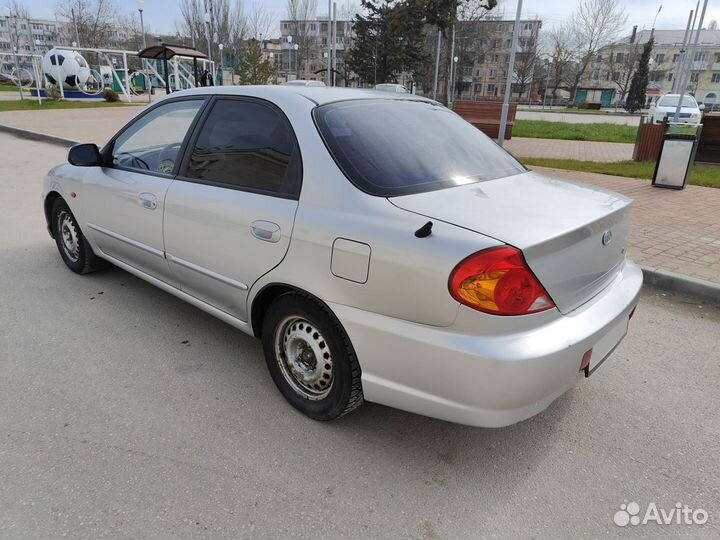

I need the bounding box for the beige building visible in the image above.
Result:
[0,15,62,56]
[279,16,355,84]
[584,28,720,109]
[453,17,542,101]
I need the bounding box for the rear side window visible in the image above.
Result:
[185,99,300,197]
[314,99,526,196]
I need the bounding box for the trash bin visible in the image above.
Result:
[652,123,703,190]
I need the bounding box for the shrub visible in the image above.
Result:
[45,85,62,101]
[103,88,120,102]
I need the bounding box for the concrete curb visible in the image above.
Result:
[2,124,719,304]
[0,123,76,147]
[641,267,720,305]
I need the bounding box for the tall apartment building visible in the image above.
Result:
[279,16,354,83]
[0,15,63,56]
[455,17,542,100]
[583,29,720,109]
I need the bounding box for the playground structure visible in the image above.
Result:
[0,45,215,103]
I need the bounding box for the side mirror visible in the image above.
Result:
[699,103,706,111]
[68,143,102,167]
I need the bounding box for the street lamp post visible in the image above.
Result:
[137,0,147,49]
[4,7,24,100]
[218,43,224,85]
[204,11,212,66]
[293,44,299,80]
[286,36,292,81]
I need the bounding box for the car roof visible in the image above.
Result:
[165,85,435,106]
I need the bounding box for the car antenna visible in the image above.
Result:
[414,221,433,238]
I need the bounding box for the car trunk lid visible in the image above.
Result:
[389,170,632,314]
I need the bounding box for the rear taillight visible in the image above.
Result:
[448,246,555,316]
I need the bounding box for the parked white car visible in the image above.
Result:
[42,86,641,427]
[649,94,704,124]
[374,83,408,93]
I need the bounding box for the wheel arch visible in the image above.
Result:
[250,283,339,339]
[44,191,64,238]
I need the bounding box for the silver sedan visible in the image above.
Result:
[42,86,642,427]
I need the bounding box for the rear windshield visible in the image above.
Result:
[658,95,697,108]
[313,99,526,196]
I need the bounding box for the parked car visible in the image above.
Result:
[373,83,408,94]
[649,93,704,124]
[283,79,326,87]
[42,86,642,427]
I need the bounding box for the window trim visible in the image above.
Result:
[174,95,303,200]
[101,95,209,180]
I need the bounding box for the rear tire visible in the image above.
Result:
[51,198,108,274]
[262,293,364,421]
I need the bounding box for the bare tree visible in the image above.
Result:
[512,25,540,100]
[286,0,317,79]
[246,3,275,40]
[5,1,31,53]
[564,0,626,104]
[55,0,120,48]
[547,26,573,100]
[605,42,640,104]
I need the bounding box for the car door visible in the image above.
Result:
[163,97,302,322]
[81,98,205,282]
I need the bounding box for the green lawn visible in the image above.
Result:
[521,157,720,188]
[0,99,137,112]
[513,120,638,144]
[0,84,22,92]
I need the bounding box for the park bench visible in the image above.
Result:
[453,100,516,140]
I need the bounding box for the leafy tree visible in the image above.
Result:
[346,0,428,85]
[235,45,276,85]
[625,37,652,113]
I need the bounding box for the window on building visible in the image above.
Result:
[690,72,699,82]
[490,69,497,78]
[694,52,708,62]
[615,52,624,63]
[506,39,511,47]
[596,54,603,63]
[591,70,599,80]
[487,83,496,95]
[310,24,316,31]
[523,23,532,30]
[655,53,665,64]
[490,55,498,63]
[496,23,503,31]
[673,53,680,62]
[668,72,673,82]
[711,73,720,83]
[493,39,500,48]
[474,83,483,92]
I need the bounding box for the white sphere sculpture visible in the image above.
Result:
[42,48,91,89]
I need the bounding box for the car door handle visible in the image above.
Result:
[250,220,281,243]
[138,192,157,210]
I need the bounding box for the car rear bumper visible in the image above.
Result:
[331,259,643,428]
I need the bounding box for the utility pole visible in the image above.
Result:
[71,8,81,47]
[432,30,441,100]
[498,0,523,147]
[447,24,456,105]
[672,0,707,127]
[331,2,337,86]
[671,9,695,94]
[326,0,332,86]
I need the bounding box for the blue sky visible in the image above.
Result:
[13,0,720,37]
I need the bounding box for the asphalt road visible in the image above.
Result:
[1,132,718,540]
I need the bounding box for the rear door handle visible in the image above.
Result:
[250,220,281,243]
[138,192,157,210]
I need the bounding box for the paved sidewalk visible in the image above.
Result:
[506,138,635,162]
[533,167,720,287]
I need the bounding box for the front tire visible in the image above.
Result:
[262,293,364,421]
[51,198,107,274]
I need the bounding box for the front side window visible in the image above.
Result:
[112,99,203,174]
[314,99,526,197]
[185,99,300,196]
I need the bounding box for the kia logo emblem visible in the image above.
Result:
[602,230,613,246]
